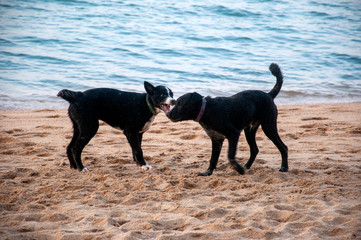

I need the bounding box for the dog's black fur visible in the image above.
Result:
[167,63,288,176]
[58,82,175,171]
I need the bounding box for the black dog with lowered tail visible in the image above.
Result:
[58,82,175,172]
[167,63,288,176]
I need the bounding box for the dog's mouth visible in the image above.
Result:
[165,109,181,122]
[160,103,171,113]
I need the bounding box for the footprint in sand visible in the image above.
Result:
[45,114,62,118]
[180,134,199,140]
[108,218,129,227]
[168,129,184,136]
[301,117,329,121]
[34,109,55,112]
[196,208,229,220]
[22,141,36,147]
[148,129,166,134]
[2,149,16,155]
[285,133,300,140]
[5,128,24,134]
[0,134,17,144]
[266,210,303,223]
[37,153,54,157]
[274,204,296,211]
[300,123,329,134]
[2,171,17,179]
[347,127,361,135]
[33,132,50,137]
[35,125,62,130]
[300,123,317,129]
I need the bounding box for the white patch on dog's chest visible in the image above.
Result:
[140,116,155,133]
[200,123,225,139]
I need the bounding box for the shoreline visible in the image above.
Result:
[1,102,360,239]
[1,94,360,111]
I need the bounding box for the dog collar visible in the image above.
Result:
[146,95,158,116]
[195,97,207,122]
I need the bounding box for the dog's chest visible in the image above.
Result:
[139,116,155,133]
[200,123,225,139]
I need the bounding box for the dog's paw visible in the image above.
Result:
[229,159,245,175]
[198,170,213,176]
[279,166,288,172]
[140,165,153,171]
[236,166,245,175]
[82,167,91,172]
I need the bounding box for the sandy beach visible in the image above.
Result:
[0,103,360,239]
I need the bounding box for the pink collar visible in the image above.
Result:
[195,97,207,122]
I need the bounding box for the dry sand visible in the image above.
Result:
[0,103,360,239]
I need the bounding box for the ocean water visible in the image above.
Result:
[1,0,361,109]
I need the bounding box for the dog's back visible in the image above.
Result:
[228,63,283,124]
[58,88,149,129]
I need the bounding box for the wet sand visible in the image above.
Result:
[0,103,360,239]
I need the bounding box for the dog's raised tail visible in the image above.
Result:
[57,89,83,103]
[268,63,283,99]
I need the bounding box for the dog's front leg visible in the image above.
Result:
[198,138,224,176]
[124,130,151,170]
[130,133,144,163]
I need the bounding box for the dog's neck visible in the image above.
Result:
[195,97,207,122]
[146,95,158,116]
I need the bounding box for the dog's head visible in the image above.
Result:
[166,92,203,122]
[144,81,175,113]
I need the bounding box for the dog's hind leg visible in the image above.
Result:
[72,119,99,171]
[138,133,143,144]
[261,121,288,172]
[226,131,245,175]
[198,138,224,176]
[244,123,260,169]
[66,118,79,169]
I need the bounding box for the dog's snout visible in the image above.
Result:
[166,109,171,116]
[170,99,176,106]
[166,108,173,118]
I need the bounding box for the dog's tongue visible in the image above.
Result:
[161,104,170,113]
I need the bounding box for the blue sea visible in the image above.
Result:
[1,0,361,109]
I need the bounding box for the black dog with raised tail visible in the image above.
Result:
[58,82,175,172]
[167,63,288,176]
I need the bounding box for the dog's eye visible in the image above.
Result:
[161,94,166,98]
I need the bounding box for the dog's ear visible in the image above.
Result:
[190,92,202,103]
[144,81,155,96]
[169,88,174,98]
